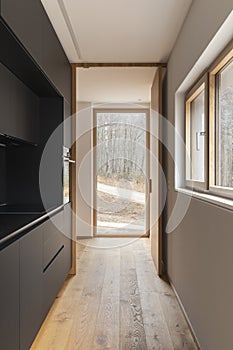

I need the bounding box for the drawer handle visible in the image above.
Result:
[43,245,64,273]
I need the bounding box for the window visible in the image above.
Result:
[184,40,233,199]
[216,60,233,187]
[185,75,208,190]
[209,44,233,198]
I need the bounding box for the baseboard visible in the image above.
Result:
[167,274,202,350]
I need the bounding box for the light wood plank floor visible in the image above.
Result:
[31,238,198,350]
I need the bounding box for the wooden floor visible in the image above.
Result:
[31,238,198,350]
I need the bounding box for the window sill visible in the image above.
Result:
[175,187,233,211]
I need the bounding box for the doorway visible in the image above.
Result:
[71,65,164,276]
[93,109,150,237]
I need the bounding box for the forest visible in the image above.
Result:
[96,112,146,179]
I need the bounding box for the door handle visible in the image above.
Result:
[149,179,152,193]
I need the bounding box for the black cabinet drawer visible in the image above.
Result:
[64,203,72,239]
[43,243,65,314]
[42,206,72,311]
[0,241,20,350]
[63,203,72,273]
[19,210,65,350]
[20,224,44,350]
[43,212,63,270]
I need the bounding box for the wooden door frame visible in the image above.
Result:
[150,67,164,276]
[93,108,150,238]
[70,63,165,274]
[70,64,77,275]
[74,62,166,68]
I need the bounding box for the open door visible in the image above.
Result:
[93,109,150,237]
[150,67,163,276]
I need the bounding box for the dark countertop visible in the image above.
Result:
[0,205,65,250]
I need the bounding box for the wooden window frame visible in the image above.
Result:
[185,74,209,191]
[209,41,233,199]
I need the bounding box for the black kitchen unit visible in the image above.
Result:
[0,1,72,349]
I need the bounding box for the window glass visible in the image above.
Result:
[216,59,233,188]
[190,90,205,182]
[186,86,206,185]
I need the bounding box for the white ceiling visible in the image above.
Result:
[41,0,193,63]
[77,67,157,103]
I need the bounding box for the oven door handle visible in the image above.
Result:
[64,157,76,164]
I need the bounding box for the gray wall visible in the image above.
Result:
[166,1,233,349]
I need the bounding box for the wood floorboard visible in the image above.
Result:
[92,251,120,349]
[31,238,198,350]
[65,252,107,350]
[120,250,147,350]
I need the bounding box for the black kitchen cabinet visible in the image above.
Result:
[0,0,43,65]
[0,0,71,206]
[63,203,72,274]
[0,62,39,143]
[0,146,6,204]
[42,209,71,313]
[0,0,72,347]
[19,209,71,349]
[41,13,71,103]
[0,240,20,350]
[64,99,72,148]
[64,99,71,120]
[0,209,72,350]
[20,224,44,350]
[1,0,71,101]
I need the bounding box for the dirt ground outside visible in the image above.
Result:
[97,174,145,193]
[97,191,145,225]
